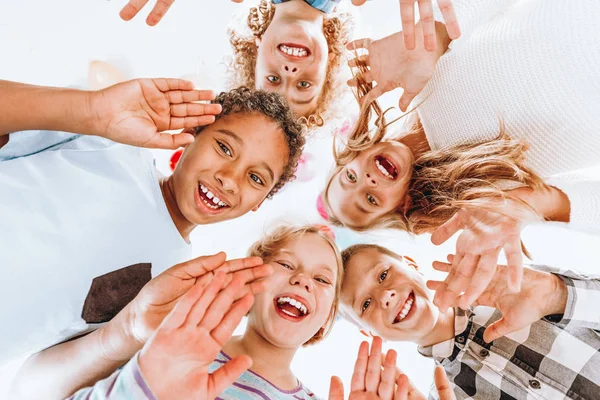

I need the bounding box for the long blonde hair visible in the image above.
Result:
[324,60,549,234]
[227,0,353,129]
[247,224,343,346]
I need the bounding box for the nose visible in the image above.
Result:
[281,64,299,76]
[290,273,313,293]
[215,167,241,195]
[364,171,378,187]
[380,289,396,309]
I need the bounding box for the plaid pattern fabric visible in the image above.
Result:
[271,0,341,13]
[419,265,600,400]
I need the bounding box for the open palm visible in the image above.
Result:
[91,78,221,149]
[138,272,255,399]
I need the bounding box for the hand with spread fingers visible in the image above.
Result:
[109,252,272,353]
[350,1,460,52]
[428,255,568,342]
[429,202,540,310]
[138,272,256,399]
[90,78,221,149]
[346,22,450,111]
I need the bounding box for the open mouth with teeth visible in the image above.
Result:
[274,295,310,322]
[197,183,230,212]
[374,155,399,181]
[278,43,310,58]
[393,291,415,324]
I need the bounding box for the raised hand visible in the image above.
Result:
[90,78,221,149]
[346,22,449,111]
[429,204,537,310]
[138,272,255,399]
[126,252,272,347]
[429,256,568,342]
[119,0,175,26]
[329,337,401,400]
[398,1,460,51]
[394,364,456,400]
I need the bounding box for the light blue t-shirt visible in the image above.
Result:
[0,131,191,362]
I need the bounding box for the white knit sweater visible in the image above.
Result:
[415,0,600,234]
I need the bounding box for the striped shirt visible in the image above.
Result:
[271,0,341,14]
[418,265,600,400]
[69,352,319,400]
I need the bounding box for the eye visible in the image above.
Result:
[277,261,293,270]
[250,173,265,186]
[297,81,311,89]
[367,193,378,206]
[316,277,332,285]
[379,269,388,283]
[346,169,357,183]
[217,140,232,157]
[267,75,281,84]
[361,298,371,314]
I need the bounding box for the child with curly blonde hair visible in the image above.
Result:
[228,0,353,128]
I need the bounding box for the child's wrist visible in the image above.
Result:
[97,305,144,362]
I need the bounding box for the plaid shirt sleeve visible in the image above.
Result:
[534,264,600,331]
[67,353,156,400]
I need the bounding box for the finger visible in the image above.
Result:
[169,252,227,279]
[483,317,513,343]
[350,341,369,391]
[437,0,461,39]
[426,280,443,291]
[229,265,274,293]
[223,256,265,273]
[459,253,499,309]
[348,54,370,68]
[185,272,227,326]
[346,38,373,51]
[208,354,253,398]
[418,0,437,51]
[433,252,463,308]
[146,0,175,26]
[210,294,254,345]
[160,279,206,329]
[394,374,409,400]
[504,235,524,292]
[378,350,398,400]
[447,254,454,263]
[170,103,222,118]
[347,70,374,87]
[328,376,345,400]
[199,275,247,331]
[365,336,383,392]
[145,132,195,150]
[398,89,419,112]
[446,253,479,295]
[400,1,416,50]
[166,89,217,104]
[432,260,452,273]
[152,78,195,93]
[434,365,455,400]
[119,0,149,21]
[169,115,217,130]
[430,211,463,245]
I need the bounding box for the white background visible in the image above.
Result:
[2,0,600,398]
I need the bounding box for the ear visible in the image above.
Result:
[252,199,266,212]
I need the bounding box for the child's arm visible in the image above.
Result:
[9,254,271,400]
[68,272,255,400]
[0,79,221,150]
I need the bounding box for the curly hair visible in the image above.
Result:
[194,87,305,198]
[227,0,353,129]
[247,224,343,346]
[323,58,548,234]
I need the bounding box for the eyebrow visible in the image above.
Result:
[217,129,275,183]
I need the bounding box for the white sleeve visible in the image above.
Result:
[546,166,600,235]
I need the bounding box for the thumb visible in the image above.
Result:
[398,90,417,112]
[328,376,344,400]
[174,252,228,278]
[146,132,194,150]
[483,318,512,343]
[208,355,253,398]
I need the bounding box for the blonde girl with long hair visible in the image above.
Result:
[324,0,600,313]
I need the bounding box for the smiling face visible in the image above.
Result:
[171,112,289,225]
[327,141,414,229]
[341,247,439,342]
[254,5,330,118]
[248,233,339,348]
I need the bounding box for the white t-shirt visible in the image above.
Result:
[0,131,191,362]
